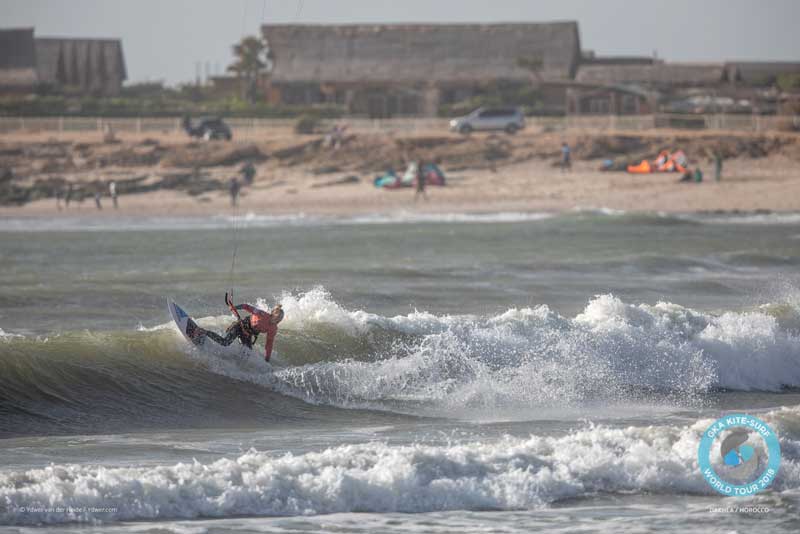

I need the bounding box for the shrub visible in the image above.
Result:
[294,114,320,134]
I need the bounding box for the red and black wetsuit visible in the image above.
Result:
[205,304,278,361]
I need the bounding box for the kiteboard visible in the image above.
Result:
[167,299,254,360]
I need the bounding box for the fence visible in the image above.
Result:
[0,114,797,139]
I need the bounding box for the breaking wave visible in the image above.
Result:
[271,288,800,415]
[2,288,800,436]
[2,405,799,525]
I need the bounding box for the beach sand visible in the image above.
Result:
[2,129,799,218]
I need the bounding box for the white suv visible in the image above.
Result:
[449,107,526,135]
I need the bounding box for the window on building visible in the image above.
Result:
[589,98,610,114]
[621,94,638,114]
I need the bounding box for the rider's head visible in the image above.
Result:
[272,304,284,324]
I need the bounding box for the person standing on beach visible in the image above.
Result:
[561,142,572,172]
[714,151,723,181]
[240,162,256,185]
[414,160,428,202]
[229,176,241,207]
[94,188,103,210]
[64,183,73,209]
[109,181,118,209]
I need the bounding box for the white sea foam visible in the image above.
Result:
[4,210,800,234]
[345,211,554,225]
[572,206,628,217]
[222,211,555,227]
[0,328,24,340]
[245,289,800,418]
[143,288,800,418]
[0,212,555,234]
[2,406,798,525]
[682,213,800,225]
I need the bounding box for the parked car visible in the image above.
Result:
[182,116,233,141]
[449,107,525,135]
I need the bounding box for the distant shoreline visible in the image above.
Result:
[2,129,800,218]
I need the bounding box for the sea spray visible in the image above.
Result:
[2,405,799,525]
[3,288,800,435]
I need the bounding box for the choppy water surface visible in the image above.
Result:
[1,211,800,532]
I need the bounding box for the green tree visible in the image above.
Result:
[777,73,800,92]
[228,36,270,103]
[517,55,544,86]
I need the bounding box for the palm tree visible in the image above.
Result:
[228,36,271,103]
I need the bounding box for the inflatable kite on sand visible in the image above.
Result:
[627,150,689,174]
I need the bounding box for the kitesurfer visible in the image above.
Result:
[203,293,283,362]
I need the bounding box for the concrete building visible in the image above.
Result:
[262,22,581,117]
[0,28,38,93]
[0,27,126,96]
[35,37,126,96]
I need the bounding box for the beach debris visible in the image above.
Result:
[311,175,360,188]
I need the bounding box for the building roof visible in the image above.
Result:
[576,63,725,87]
[35,37,127,86]
[581,54,656,66]
[263,22,581,84]
[725,61,800,85]
[0,28,38,88]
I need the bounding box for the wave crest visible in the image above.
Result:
[2,288,800,434]
[3,405,799,525]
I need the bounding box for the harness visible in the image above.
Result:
[226,315,258,347]
[241,316,258,342]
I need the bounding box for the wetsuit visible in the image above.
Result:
[205,304,279,361]
[204,315,257,348]
[237,304,279,361]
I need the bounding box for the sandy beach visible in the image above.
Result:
[2,128,800,218]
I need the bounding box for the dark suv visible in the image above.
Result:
[182,116,233,141]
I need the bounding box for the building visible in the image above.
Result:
[0,27,126,96]
[566,62,728,116]
[569,60,800,115]
[575,62,726,89]
[724,62,800,87]
[0,28,38,93]
[262,22,581,117]
[580,52,656,67]
[36,38,126,95]
[566,84,655,115]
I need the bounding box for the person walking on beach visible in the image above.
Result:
[64,183,73,209]
[94,188,103,210]
[109,181,118,209]
[561,142,572,172]
[240,162,256,185]
[229,176,241,207]
[414,160,428,202]
[714,151,723,182]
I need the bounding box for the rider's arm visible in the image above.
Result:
[264,330,275,362]
[235,303,257,314]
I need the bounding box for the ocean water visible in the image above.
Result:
[1,211,800,533]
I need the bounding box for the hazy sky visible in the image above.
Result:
[3,0,799,86]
